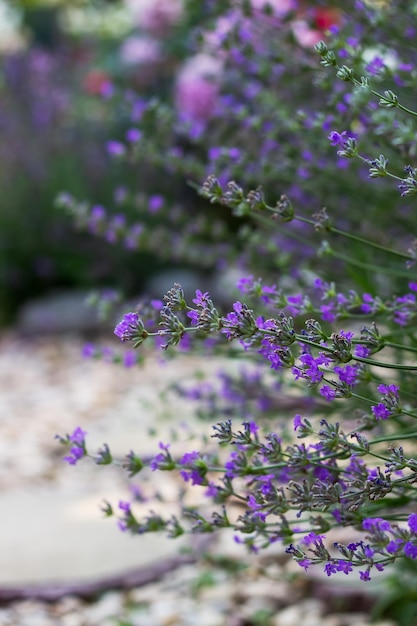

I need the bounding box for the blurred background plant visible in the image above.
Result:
[5,0,416,324]
[57,0,417,310]
[0,0,119,322]
[0,0,205,323]
[0,1,378,322]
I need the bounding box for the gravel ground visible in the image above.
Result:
[0,331,399,626]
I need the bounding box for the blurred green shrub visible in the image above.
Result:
[0,0,221,324]
[0,43,174,324]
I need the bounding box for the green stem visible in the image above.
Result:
[348,391,374,404]
[291,214,413,261]
[356,153,405,183]
[324,248,413,279]
[349,73,417,118]
[370,88,417,118]
[384,341,417,354]
[369,431,417,445]
[353,355,417,371]
[252,211,316,250]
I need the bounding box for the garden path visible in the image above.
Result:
[0,331,223,584]
[0,331,397,625]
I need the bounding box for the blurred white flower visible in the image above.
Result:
[0,0,24,52]
[362,46,399,71]
[119,35,161,66]
[125,0,183,37]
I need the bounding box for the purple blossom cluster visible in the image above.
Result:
[58,396,417,581]
[56,0,417,297]
[61,257,417,581]
[288,512,417,581]
[56,0,417,597]
[57,427,87,466]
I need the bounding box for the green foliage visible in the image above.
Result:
[372,559,417,626]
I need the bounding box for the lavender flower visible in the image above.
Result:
[59,427,87,466]
[106,141,126,157]
[114,312,148,347]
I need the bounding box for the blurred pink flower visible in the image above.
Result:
[175,54,223,124]
[119,35,161,66]
[292,19,323,47]
[125,0,183,37]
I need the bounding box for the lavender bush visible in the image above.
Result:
[58,0,417,621]
[57,0,346,280]
[58,0,417,294]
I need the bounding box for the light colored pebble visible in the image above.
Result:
[53,596,84,616]
[323,615,354,626]
[199,580,235,611]
[298,598,324,615]
[151,597,192,621]
[273,598,324,626]
[124,616,153,626]
[60,613,84,626]
[182,607,225,626]
[322,614,369,626]
[83,591,124,625]
[0,609,13,626]
[273,605,305,626]
[129,582,161,604]
[235,578,293,603]
[238,596,276,620]
[12,610,55,626]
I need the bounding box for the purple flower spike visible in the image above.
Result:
[408,513,417,533]
[63,427,87,466]
[106,140,126,157]
[319,385,336,401]
[377,384,399,395]
[371,403,391,420]
[362,517,392,532]
[337,560,353,575]
[69,427,87,444]
[126,128,142,143]
[293,414,303,430]
[324,562,338,576]
[118,500,131,513]
[328,130,348,146]
[63,446,85,466]
[114,312,147,346]
[148,195,164,213]
[115,312,139,340]
[404,542,417,559]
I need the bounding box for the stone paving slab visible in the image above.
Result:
[0,333,228,585]
[0,486,184,585]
